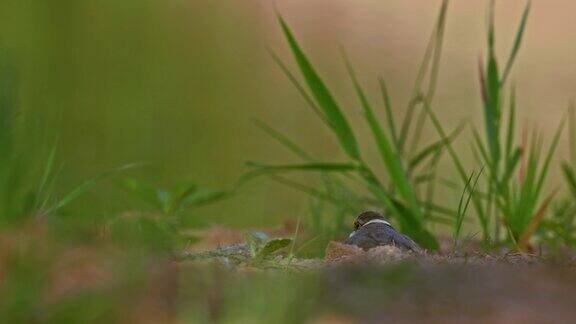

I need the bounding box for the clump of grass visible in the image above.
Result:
[117,178,230,220]
[115,178,232,250]
[452,168,483,252]
[0,53,205,256]
[0,55,140,226]
[539,106,576,251]
[446,0,562,251]
[248,1,456,251]
[250,0,570,253]
[403,0,564,251]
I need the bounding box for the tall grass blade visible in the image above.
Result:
[343,54,421,218]
[472,128,491,168]
[268,49,329,127]
[398,0,449,153]
[378,77,399,147]
[278,15,361,160]
[409,122,464,171]
[409,0,449,153]
[501,147,522,186]
[562,163,576,199]
[247,161,360,173]
[183,189,231,208]
[482,56,501,166]
[453,168,483,251]
[268,175,356,213]
[570,102,576,165]
[35,143,58,211]
[253,119,311,161]
[48,163,144,214]
[500,1,531,85]
[424,102,488,239]
[517,190,556,252]
[535,118,565,191]
[505,87,517,163]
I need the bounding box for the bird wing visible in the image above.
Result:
[344,228,382,251]
[346,225,422,252]
[374,227,421,252]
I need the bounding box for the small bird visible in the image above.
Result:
[345,211,421,253]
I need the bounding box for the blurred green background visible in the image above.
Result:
[0,0,570,228]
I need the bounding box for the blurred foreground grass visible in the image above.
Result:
[3,224,576,324]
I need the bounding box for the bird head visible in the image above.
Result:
[353,211,386,230]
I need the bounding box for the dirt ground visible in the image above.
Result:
[179,236,576,323]
[4,223,576,323]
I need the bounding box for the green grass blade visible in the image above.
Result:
[409,122,464,171]
[269,175,357,213]
[454,169,482,251]
[535,117,566,192]
[422,202,459,218]
[502,147,522,186]
[343,53,421,218]
[483,55,501,165]
[409,0,449,153]
[421,143,445,220]
[343,56,438,250]
[500,1,531,85]
[472,127,491,167]
[49,163,144,214]
[487,0,495,52]
[183,189,231,208]
[278,15,361,160]
[398,0,449,153]
[378,77,399,148]
[267,49,329,128]
[247,161,360,173]
[562,163,576,199]
[505,86,517,162]
[517,190,556,252]
[253,119,311,161]
[170,182,199,214]
[424,102,488,239]
[426,0,449,102]
[480,0,502,168]
[117,178,163,210]
[35,143,58,209]
[569,102,576,165]
[425,105,473,181]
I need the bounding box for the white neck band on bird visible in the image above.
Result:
[363,219,391,227]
